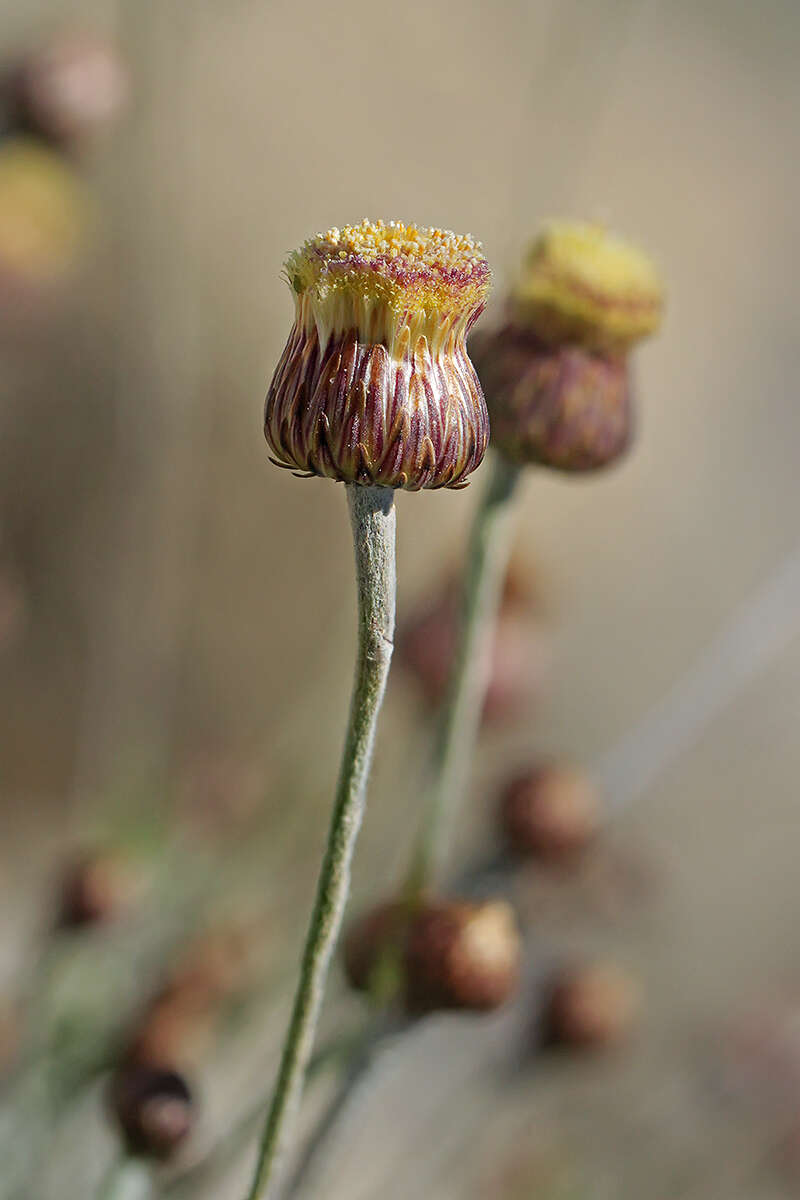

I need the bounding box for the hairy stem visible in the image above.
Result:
[244,484,396,1200]
[406,452,521,894]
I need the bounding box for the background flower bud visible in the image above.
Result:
[109,1066,193,1159]
[473,328,632,472]
[56,849,136,929]
[265,219,491,490]
[8,35,129,152]
[404,898,521,1014]
[500,763,600,862]
[541,962,641,1049]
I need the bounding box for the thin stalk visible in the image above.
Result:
[244,484,397,1200]
[406,452,521,894]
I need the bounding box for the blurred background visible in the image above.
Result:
[1,0,800,1196]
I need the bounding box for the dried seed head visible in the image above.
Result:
[405,898,521,1013]
[511,221,663,353]
[500,764,600,862]
[110,1066,193,1160]
[0,138,86,288]
[473,328,632,472]
[11,35,129,151]
[265,219,491,489]
[542,962,641,1049]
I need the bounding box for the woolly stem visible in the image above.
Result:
[244,484,396,1200]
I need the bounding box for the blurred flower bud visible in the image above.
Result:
[110,1066,193,1160]
[0,137,87,294]
[405,897,521,1013]
[510,221,663,354]
[9,34,128,152]
[473,221,662,473]
[399,563,551,721]
[500,763,600,862]
[474,331,632,473]
[126,923,259,1071]
[344,897,521,1013]
[125,987,217,1073]
[542,962,640,1049]
[56,849,136,929]
[265,219,491,489]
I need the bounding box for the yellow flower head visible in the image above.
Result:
[285,219,491,355]
[511,221,663,352]
[0,138,87,283]
[265,219,492,490]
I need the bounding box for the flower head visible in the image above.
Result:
[511,221,663,352]
[0,137,86,288]
[265,219,491,489]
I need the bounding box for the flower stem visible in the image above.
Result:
[245,483,397,1200]
[406,452,521,895]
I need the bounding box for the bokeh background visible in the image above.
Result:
[2,0,800,1196]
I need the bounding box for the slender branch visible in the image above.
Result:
[406,452,522,894]
[244,484,397,1200]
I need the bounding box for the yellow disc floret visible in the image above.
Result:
[512,221,663,351]
[285,219,491,354]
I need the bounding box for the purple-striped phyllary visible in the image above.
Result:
[265,219,492,490]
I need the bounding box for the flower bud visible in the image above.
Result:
[510,221,663,354]
[344,896,521,1013]
[404,898,521,1013]
[124,987,217,1073]
[56,849,136,929]
[9,35,128,152]
[265,219,491,490]
[474,330,632,472]
[109,1066,193,1159]
[500,764,599,862]
[542,962,640,1049]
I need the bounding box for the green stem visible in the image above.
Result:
[406,452,521,894]
[244,483,397,1200]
